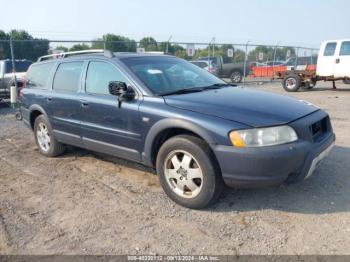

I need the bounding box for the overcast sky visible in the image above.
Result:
[0,0,349,48]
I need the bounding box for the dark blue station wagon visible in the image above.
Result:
[21,50,335,209]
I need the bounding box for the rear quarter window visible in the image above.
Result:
[323,42,337,56]
[26,62,55,89]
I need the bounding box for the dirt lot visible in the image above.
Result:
[0,81,349,255]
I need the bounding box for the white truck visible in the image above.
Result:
[275,39,350,92]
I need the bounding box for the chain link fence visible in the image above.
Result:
[0,38,319,85]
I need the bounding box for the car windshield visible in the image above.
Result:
[121,56,226,95]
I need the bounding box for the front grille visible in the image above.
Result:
[309,116,329,142]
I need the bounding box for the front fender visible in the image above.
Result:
[142,118,216,166]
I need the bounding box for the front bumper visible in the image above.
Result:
[213,107,335,189]
[213,132,335,188]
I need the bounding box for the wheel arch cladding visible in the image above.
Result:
[29,105,48,130]
[143,118,217,167]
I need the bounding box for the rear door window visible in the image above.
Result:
[53,61,83,92]
[340,41,350,56]
[26,62,55,89]
[323,42,337,56]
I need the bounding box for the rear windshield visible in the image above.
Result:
[26,62,56,89]
[5,61,32,73]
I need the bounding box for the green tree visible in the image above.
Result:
[232,49,246,63]
[0,30,10,59]
[92,34,136,52]
[139,37,158,51]
[69,43,90,51]
[7,30,49,61]
[51,45,69,53]
[248,46,274,62]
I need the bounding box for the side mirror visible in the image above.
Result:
[108,81,135,108]
[109,81,127,96]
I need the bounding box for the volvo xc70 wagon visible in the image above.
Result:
[21,50,335,209]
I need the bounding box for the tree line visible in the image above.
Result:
[0,30,296,63]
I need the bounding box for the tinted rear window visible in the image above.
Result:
[53,62,83,92]
[191,62,208,68]
[5,61,32,73]
[340,41,350,56]
[26,62,55,89]
[323,42,337,56]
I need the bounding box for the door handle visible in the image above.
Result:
[81,101,89,108]
[336,58,340,64]
[47,97,52,102]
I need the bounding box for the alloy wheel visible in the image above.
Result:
[36,122,51,152]
[164,150,203,199]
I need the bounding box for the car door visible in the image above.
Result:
[316,41,338,77]
[46,61,84,146]
[79,60,143,162]
[334,40,350,78]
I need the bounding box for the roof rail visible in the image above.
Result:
[37,49,114,62]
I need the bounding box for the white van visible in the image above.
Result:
[317,39,350,78]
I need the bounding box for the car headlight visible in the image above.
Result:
[229,126,298,147]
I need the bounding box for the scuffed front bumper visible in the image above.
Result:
[212,110,336,188]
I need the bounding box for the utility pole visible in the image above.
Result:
[9,36,18,90]
[166,35,173,54]
[9,36,19,108]
[243,40,250,86]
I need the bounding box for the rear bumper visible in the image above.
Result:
[213,132,335,188]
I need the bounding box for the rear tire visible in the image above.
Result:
[34,115,65,157]
[230,70,243,83]
[282,74,301,92]
[156,135,224,209]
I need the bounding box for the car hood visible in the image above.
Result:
[164,87,319,127]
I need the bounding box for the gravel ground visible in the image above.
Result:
[0,81,349,255]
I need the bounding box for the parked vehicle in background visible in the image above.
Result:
[0,59,32,99]
[265,61,285,66]
[190,60,218,75]
[284,56,318,70]
[275,39,350,92]
[21,50,335,209]
[251,57,318,79]
[198,56,251,83]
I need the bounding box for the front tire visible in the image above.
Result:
[282,74,301,92]
[156,135,224,209]
[34,115,65,157]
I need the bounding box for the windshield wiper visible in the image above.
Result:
[200,83,231,90]
[160,88,204,96]
[160,83,230,96]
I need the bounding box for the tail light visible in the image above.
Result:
[18,78,26,101]
[208,66,217,74]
